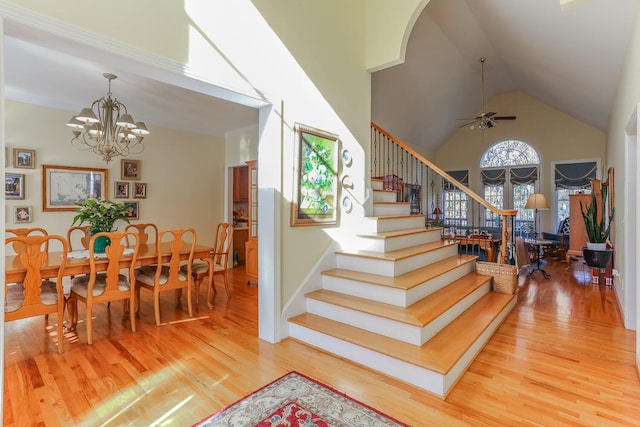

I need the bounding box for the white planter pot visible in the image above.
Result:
[586,242,607,251]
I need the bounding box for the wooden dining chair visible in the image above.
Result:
[182,222,233,306]
[66,225,92,251]
[4,234,68,353]
[125,223,158,247]
[6,227,49,254]
[68,231,140,344]
[135,228,196,326]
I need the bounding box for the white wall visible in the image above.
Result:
[4,100,225,247]
[607,6,640,357]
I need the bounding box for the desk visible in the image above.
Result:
[525,239,552,279]
[5,243,216,308]
[450,236,500,262]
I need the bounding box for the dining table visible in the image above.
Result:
[5,242,217,309]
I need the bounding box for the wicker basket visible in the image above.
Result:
[476,261,518,295]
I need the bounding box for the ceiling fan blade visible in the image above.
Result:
[458,120,477,128]
[483,112,497,118]
[494,115,517,120]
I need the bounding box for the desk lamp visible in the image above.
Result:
[525,193,549,240]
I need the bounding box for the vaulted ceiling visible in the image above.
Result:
[372,0,640,151]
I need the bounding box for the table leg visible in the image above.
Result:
[527,244,550,279]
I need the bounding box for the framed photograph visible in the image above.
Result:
[291,123,339,226]
[121,159,141,180]
[42,164,108,211]
[114,181,129,199]
[133,182,147,199]
[123,201,139,220]
[14,206,33,223]
[13,148,36,169]
[5,173,25,200]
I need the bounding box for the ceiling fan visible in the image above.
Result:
[458,57,516,130]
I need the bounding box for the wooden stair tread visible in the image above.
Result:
[323,255,477,290]
[290,292,515,375]
[306,273,491,326]
[357,227,439,240]
[336,240,457,261]
[374,201,411,205]
[368,214,427,221]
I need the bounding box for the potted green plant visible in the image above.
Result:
[580,184,614,250]
[580,184,614,269]
[72,199,130,252]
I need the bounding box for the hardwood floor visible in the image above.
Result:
[4,258,640,426]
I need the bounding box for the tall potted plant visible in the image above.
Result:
[72,199,130,252]
[580,184,614,268]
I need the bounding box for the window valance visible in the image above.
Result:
[444,170,469,191]
[481,169,506,186]
[554,162,597,189]
[510,166,538,185]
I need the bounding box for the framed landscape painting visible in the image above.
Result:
[291,123,339,226]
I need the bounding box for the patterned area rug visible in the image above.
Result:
[193,371,409,427]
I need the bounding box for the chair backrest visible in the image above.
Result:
[4,234,68,320]
[6,227,49,254]
[154,228,197,288]
[515,237,530,272]
[87,231,139,297]
[125,223,158,247]
[213,222,234,267]
[66,225,92,251]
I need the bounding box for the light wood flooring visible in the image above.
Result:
[3,258,640,426]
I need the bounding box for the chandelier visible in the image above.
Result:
[66,73,150,163]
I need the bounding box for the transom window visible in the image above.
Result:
[480,140,540,237]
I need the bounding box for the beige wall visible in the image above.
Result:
[435,91,606,233]
[4,100,224,247]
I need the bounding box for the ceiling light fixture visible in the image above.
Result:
[66,73,150,163]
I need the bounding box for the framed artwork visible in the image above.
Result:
[14,206,33,223]
[115,181,129,199]
[13,148,36,169]
[123,201,139,220]
[42,164,108,211]
[5,173,25,200]
[133,182,147,199]
[291,123,339,226]
[121,159,141,180]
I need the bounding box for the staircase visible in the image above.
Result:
[288,178,517,398]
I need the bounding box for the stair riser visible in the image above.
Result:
[321,276,415,306]
[363,216,427,233]
[371,180,384,191]
[321,262,476,307]
[359,230,441,252]
[419,282,490,344]
[372,190,398,203]
[288,323,446,396]
[306,281,490,345]
[373,203,411,217]
[441,296,518,396]
[405,262,476,305]
[336,244,459,277]
[305,299,421,344]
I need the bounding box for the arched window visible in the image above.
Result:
[480,140,540,238]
